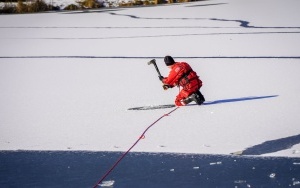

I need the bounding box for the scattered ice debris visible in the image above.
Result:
[234,180,247,184]
[209,161,222,165]
[293,162,300,165]
[293,181,300,186]
[193,166,200,170]
[269,173,276,178]
[170,169,175,172]
[99,180,115,187]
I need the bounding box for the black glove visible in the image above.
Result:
[158,76,164,81]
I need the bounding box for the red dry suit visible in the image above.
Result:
[162,62,202,106]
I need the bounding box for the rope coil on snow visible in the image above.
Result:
[92,107,179,187]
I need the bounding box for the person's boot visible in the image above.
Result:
[182,93,200,105]
[196,90,205,104]
[182,96,193,105]
[183,91,205,105]
[189,93,203,105]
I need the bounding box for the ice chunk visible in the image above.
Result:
[293,181,300,186]
[99,180,115,187]
[269,173,276,178]
[234,180,246,184]
[210,161,222,165]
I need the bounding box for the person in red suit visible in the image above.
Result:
[160,56,205,106]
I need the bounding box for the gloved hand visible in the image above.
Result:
[158,76,164,81]
[162,84,171,90]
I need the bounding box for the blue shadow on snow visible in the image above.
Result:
[203,95,278,105]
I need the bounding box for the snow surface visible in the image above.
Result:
[1,0,300,157]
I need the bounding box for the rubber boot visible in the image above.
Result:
[182,96,193,105]
[196,90,205,104]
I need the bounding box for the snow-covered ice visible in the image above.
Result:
[0,0,300,157]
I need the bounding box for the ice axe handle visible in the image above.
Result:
[147,59,162,77]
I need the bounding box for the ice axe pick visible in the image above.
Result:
[147,59,162,77]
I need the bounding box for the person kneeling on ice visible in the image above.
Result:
[159,55,205,106]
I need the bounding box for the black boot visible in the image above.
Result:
[192,91,204,105]
[182,96,193,105]
[183,91,205,105]
[196,90,205,102]
[183,93,201,105]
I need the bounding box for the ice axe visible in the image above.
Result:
[147,59,162,78]
[147,59,171,90]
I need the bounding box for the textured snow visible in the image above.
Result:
[1,0,300,157]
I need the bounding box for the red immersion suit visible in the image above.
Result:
[162,62,202,106]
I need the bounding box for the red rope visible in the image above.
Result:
[92,107,179,188]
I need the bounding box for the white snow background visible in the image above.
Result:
[1,0,300,157]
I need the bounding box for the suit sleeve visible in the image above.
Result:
[162,66,182,86]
